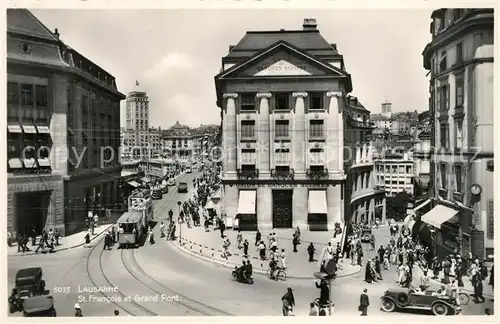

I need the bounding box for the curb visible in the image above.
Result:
[171,240,361,280]
[416,263,494,299]
[8,224,114,258]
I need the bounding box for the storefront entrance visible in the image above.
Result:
[272,190,293,228]
[15,191,51,235]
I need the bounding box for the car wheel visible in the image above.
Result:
[231,272,237,281]
[380,298,396,312]
[432,302,449,316]
[396,293,410,306]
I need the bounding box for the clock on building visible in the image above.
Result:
[470,184,482,196]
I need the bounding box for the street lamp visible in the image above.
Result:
[177,200,182,243]
[313,258,336,316]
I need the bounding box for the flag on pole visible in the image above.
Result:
[135,80,139,86]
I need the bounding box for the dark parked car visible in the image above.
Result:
[151,189,163,200]
[9,267,48,313]
[361,228,373,243]
[178,182,188,193]
[23,295,56,317]
[380,288,460,316]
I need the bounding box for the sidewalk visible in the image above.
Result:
[8,224,113,257]
[415,264,494,299]
[171,224,361,279]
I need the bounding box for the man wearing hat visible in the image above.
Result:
[74,303,83,317]
[281,287,295,316]
[359,288,369,316]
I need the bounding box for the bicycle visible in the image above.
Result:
[267,267,287,281]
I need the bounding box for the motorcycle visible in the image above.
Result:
[231,269,254,284]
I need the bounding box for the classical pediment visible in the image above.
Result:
[217,41,347,79]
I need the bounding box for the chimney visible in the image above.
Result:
[302,18,317,31]
[330,43,337,51]
[54,28,60,39]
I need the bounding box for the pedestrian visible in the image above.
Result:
[236,229,243,249]
[168,209,173,223]
[359,288,369,316]
[243,239,249,257]
[307,242,316,263]
[255,230,261,246]
[74,303,83,317]
[219,218,225,238]
[473,274,485,303]
[489,265,494,290]
[281,287,295,316]
[357,247,363,266]
[149,230,155,245]
[325,242,334,261]
[160,222,166,238]
[280,249,287,269]
[369,235,375,251]
[292,233,299,253]
[84,230,91,248]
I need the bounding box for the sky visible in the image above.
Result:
[31,9,433,129]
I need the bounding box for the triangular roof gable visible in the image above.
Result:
[216,41,348,79]
[7,9,58,42]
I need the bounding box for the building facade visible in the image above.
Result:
[413,111,432,197]
[125,91,149,131]
[343,96,386,225]
[374,154,415,197]
[420,8,494,260]
[381,101,392,119]
[215,18,353,231]
[162,121,194,158]
[7,9,125,236]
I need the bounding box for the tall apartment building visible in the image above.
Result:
[126,91,149,131]
[420,8,494,260]
[343,96,386,225]
[215,18,351,231]
[374,154,415,197]
[381,101,392,118]
[7,9,125,235]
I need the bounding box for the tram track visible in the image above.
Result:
[85,239,158,316]
[121,248,231,316]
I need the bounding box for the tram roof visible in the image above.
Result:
[117,211,143,224]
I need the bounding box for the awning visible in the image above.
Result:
[36,125,51,134]
[421,204,460,229]
[205,200,216,210]
[414,199,432,212]
[23,159,37,168]
[8,158,23,169]
[8,124,22,133]
[37,158,51,167]
[127,181,140,188]
[22,124,37,134]
[141,177,151,183]
[237,190,256,214]
[308,190,328,214]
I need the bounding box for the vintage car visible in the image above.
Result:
[360,228,373,243]
[167,178,176,186]
[23,295,56,317]
[380,288,460,316]
[151,188,163,200]
[9,267,47,313]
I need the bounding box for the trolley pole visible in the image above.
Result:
[177,200,182,244]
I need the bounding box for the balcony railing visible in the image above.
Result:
[271,168,295,180]
[237,169,259,180]
[306,168,328,180]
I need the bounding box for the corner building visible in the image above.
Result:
[421,9,494,260]
[7,9,125,236]
[215,19,353,231]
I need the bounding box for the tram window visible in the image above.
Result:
[122,223,134,232]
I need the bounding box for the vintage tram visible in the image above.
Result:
[117,189,154,248]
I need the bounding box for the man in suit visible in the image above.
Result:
[359,288,369,316]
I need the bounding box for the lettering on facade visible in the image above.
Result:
[236,183,330,188]
[254,58,311,76]
[487,199,494,239]
[472,202,481,226]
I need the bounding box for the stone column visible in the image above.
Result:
[367,141,373,162]
[382,197,387,222]
[326,92,343,174]
[292,92,307,178]
[257,93,271,178]
[355,143,361,165]
[223,93,238,179]
[50,75,69,175]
